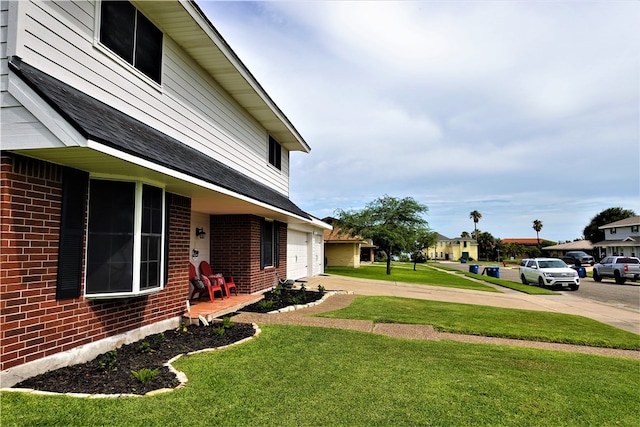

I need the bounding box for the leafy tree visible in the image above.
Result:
[411,230,439,271]
[583,207,636,243]
[475,230,496,260]
[532,219,543,246]
[336,195,428,275]
[499,242,526,259]
[460,231,470,238]
[469,210,482,240]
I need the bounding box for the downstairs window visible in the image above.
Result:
[85,179,165,298]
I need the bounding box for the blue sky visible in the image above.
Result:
[197,1,640,242]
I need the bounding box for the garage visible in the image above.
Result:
[287,230,309,280]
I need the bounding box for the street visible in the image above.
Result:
[441,262,640,312]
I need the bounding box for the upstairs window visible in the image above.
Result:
[610,228,617,235]
[631,225,639,233]
[100,1,163,84]
[268,136,282,170]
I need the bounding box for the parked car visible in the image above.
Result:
[519,258,580,290]
[592,256,640,284]
[560,251,594,266]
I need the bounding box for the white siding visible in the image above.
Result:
[5,0,289,195]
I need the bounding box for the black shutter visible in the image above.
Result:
[56,167,88,299]
[163,193,171,285]
[274,221,280,268]
[260,218,265,270]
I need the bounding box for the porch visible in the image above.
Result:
[183,294,264,325]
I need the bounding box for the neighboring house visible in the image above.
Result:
[542,241,594,258]
[500,238,555,247]
[322,217,374,268]
[592,216,640,259]
[427,234,478,261]
[0,0,329,386]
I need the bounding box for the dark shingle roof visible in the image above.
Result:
[9,57,309,219]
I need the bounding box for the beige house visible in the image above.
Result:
[542,241,594,258]
[322,218,375,268]
[427,234,478,261]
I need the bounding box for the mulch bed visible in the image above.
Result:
[14,322,255,396]
[14,288,325,396]
[240,288,325,313]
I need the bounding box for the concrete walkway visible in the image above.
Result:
[231,274,640,359]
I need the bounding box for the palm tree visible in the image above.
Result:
[533,219,543,246]
[469,211,482,241]
[461,231,470,238]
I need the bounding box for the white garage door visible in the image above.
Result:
[287,231,309,280]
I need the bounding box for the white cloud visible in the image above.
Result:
[199,0,640,241]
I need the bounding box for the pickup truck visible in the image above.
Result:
[592,256,640,284]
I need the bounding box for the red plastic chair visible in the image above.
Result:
[189,263,209,300]
[200,261,236,297]
[199,274,225,301]
[223,275,238,297]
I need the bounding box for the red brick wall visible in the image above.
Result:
[0,154,191,371]
[211,215,287,294]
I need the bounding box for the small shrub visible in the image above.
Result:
[176,323,189,334]
[138,341,154,354]
[317,285,326,295]
[221,316,235,329]
[151,332,165,346]
[97,350,118,371]
[257,299,275,310]
[213,326,226,336]
[131,368,159,385]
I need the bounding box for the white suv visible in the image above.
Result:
[519,258,580,290]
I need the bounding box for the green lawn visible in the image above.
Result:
[325,264,501,292]
[317,296,640,349]
[3,325,638,426]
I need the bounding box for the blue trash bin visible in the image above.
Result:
[486,266,500,278]
[571,266,586,278]
[469,264,479,274]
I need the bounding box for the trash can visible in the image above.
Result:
[469,264,479,274]
[486,266,500,278]
[571,266,586,278]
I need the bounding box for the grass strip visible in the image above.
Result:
[325,264,500,292]
[2,325,638,427]
[430,263,559,294]
[317,296,640,349]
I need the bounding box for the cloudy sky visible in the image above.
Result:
[197,1,640,242]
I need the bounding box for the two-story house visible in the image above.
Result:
[426,234,478,261]
[0,0,328,387]
[593,216,640,259]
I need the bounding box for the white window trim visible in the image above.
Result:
[85,179,166,300]
[92,0,164,93]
